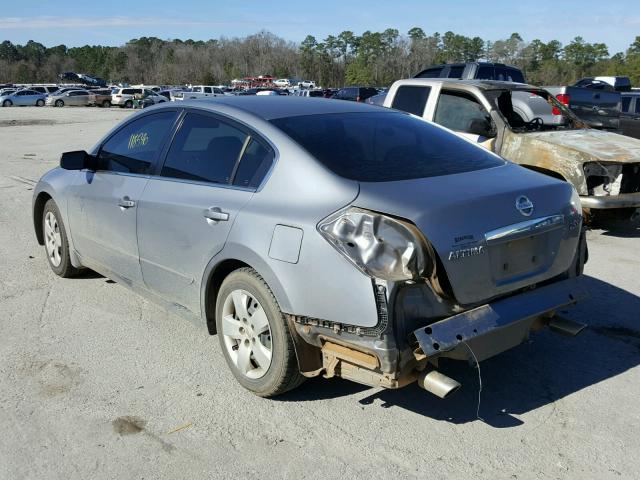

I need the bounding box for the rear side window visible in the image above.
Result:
[622,97,631,112]
[233,139,274,188]
[391,86,431,116]
[496,67,524,83]
[204,87,212,93]
[476,65,494,80]
[161,113,247,184]
[447,66,464,78]
[415,67,443,78]
[98,111,178,174]
[635,100,640,114]
[271,112,503,182]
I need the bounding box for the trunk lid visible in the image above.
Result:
[355,163,580,305]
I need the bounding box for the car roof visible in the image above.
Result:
[397,78,536,91]
[177,96,390,120]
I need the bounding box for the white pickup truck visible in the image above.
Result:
[383,78,640,222]
[174,85,227,100]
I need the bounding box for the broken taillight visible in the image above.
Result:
[318,207,428,281]
[553,93,570,115]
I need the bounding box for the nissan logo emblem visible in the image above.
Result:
[516,195,534,216]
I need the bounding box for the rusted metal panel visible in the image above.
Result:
[499,129,640,196]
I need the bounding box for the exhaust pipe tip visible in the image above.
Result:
[417,370,461,399]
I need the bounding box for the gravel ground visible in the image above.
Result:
[0,106,639,480]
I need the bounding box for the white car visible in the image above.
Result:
[175,86,227,100]
[111,88,166,108]
[298,80,316,89]
[293,89,324,98]
[273,79,291,88]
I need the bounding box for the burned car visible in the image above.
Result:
[32,97,586,398]
[385,79,640,222]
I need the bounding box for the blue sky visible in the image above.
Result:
[1,0,637,54]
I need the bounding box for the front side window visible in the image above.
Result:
[635,99,640,114]
[622,97,631,113]
[434,90,492,135]
[271,111,504,182]
[391,85,431,116]
[161,113,247,184]
[97,111,178,174]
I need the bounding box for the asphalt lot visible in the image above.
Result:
[0,106,639,480]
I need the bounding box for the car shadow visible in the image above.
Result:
[277,275,640,427]
[589,217,640,237]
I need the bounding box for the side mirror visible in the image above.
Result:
[60,150,96,170]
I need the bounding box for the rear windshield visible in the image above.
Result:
[271,112,504,182]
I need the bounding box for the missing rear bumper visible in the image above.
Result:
[411,278,587,363]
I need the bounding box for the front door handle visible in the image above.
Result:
[203,207,229,223]
[118,196,136,209]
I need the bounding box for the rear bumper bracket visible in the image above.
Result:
[411,278,587,358]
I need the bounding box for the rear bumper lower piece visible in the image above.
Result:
[580,192,640,209]
[412,277,587,363]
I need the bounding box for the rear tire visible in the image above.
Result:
[36,99,45,107]
[55,100,64,107]
[102,100,111,108]
[42,199,81,278]
[216,268,305,397]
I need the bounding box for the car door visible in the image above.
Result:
[67,110,180,286]
[433,89,497,150]
[15,91,31,106]
[68,91,83,106]
[621,96,640,140]
[137,110,274,313]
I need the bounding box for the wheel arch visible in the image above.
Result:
[33,191,52,245]
[201,246,292,335]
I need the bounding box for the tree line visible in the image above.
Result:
[1,29,640,87]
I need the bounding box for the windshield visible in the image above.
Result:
[489,89,587,133]
[271,112,505,182]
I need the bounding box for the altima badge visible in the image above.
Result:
[448,246,485,261]
[516,195,534,216]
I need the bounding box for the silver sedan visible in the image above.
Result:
[32,98,587,399]
[45,89,95,107]
[1,89,46,107]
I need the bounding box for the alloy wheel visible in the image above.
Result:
[221,289,273,379]
[44,211,62,267]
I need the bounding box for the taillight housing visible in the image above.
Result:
[553,93,570,115]
[318,207,427,281]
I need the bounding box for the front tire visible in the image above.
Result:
[55,100,64,107]
[124,100,133,109]
[42,200,80,278]
[2,100,12,107]
[216,268,304,397]
[102,100,111,108]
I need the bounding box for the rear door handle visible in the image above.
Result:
[118,196,136,209]
[203,207,229,222]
